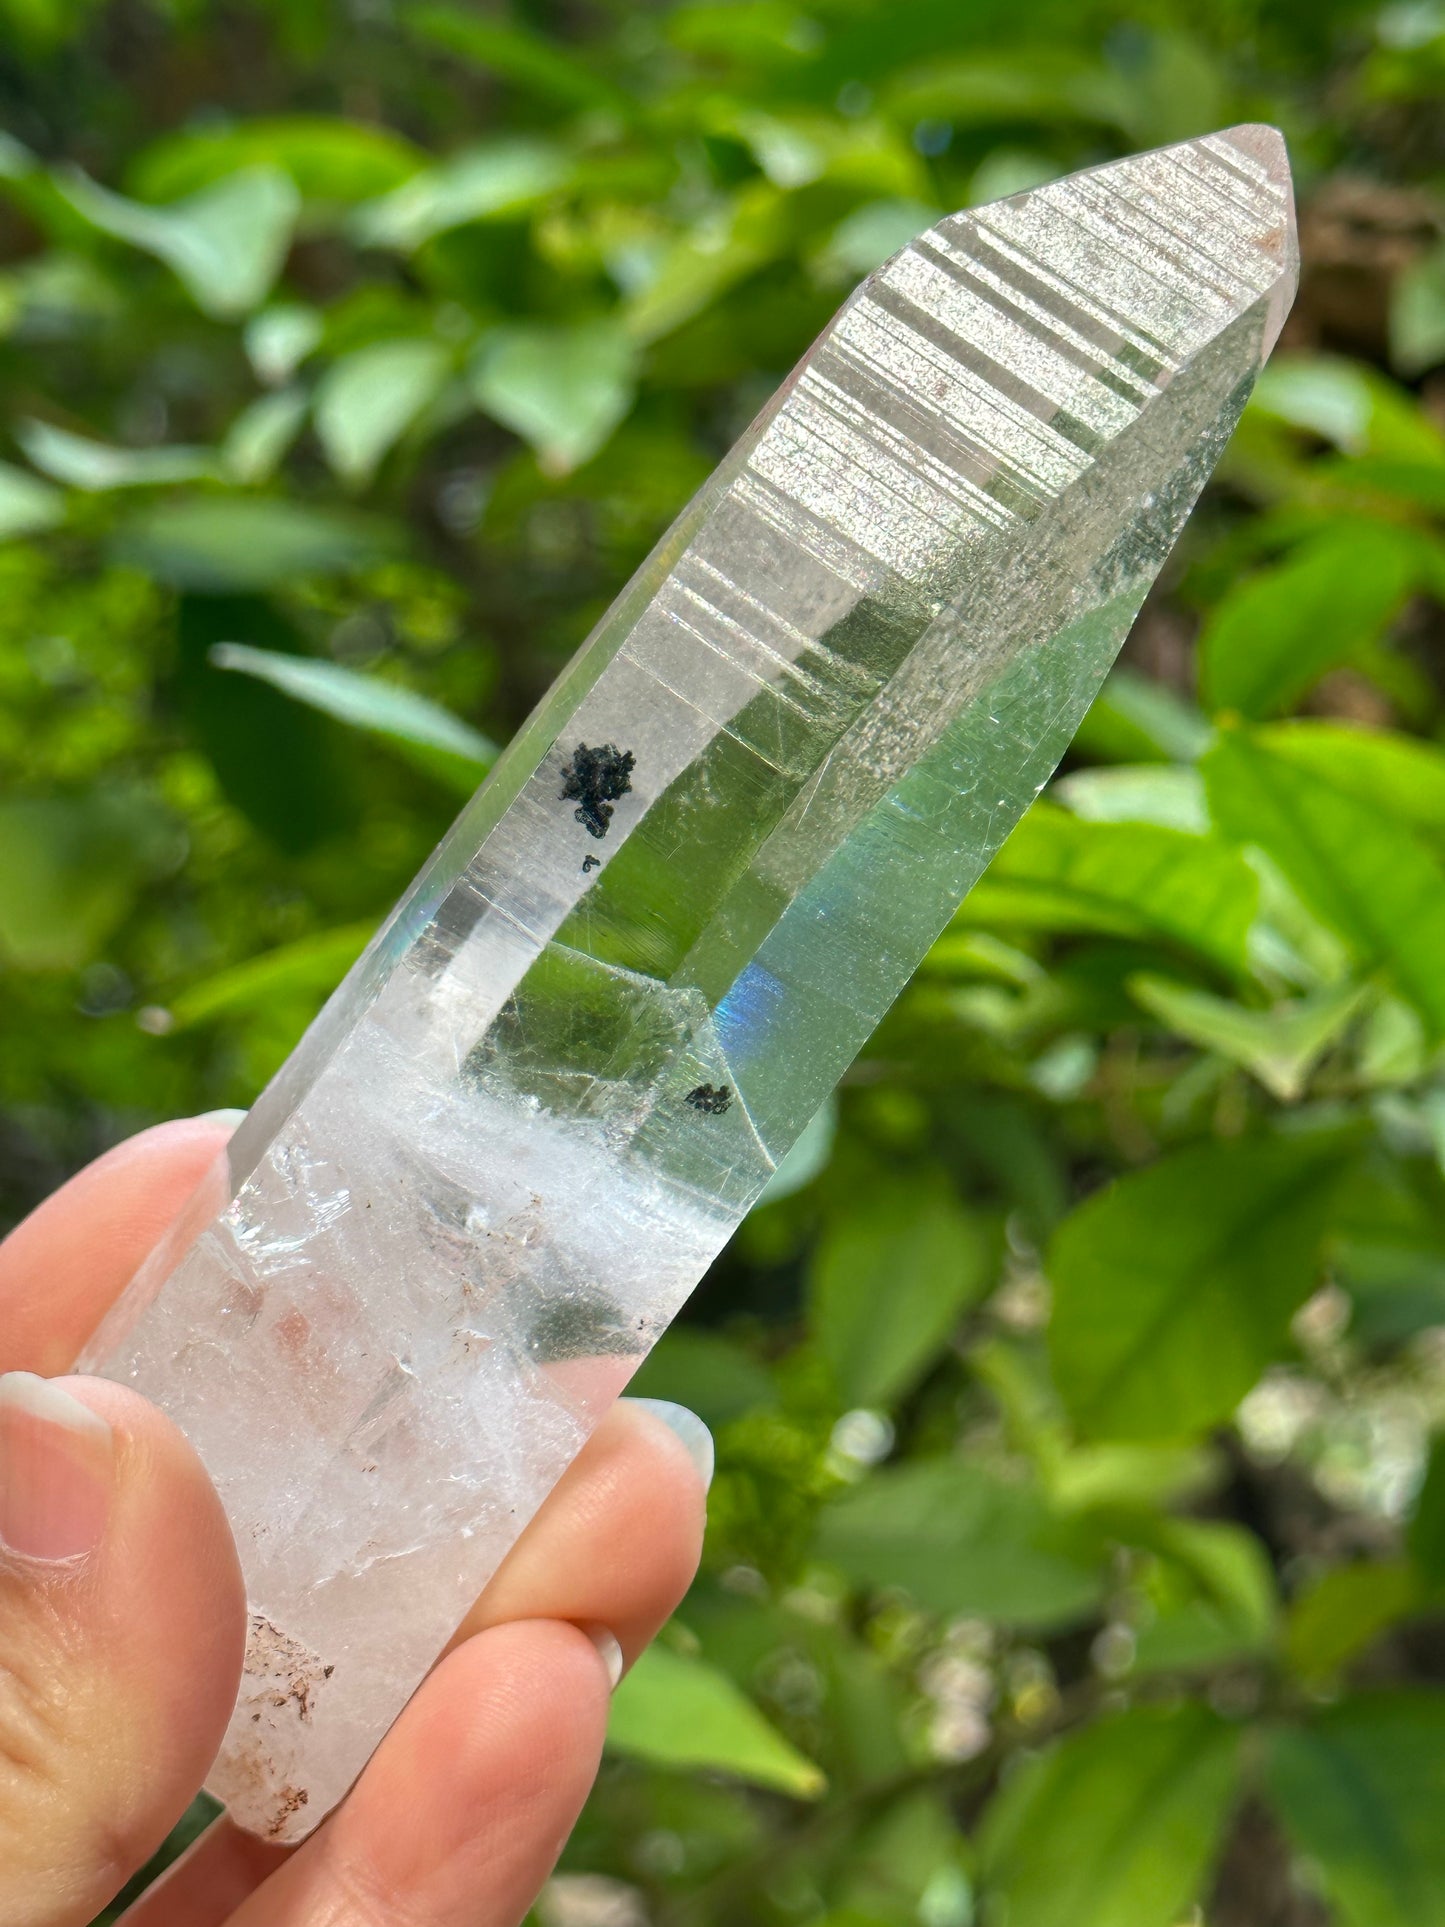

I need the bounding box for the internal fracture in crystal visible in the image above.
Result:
[85,127,1298,1840]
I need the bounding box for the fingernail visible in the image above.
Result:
[624,1397,715,1490]
[0,1373,115,1563]
[195,1108,247,1133]
[583,1623,625,1691]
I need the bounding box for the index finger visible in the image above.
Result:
[0,1117,237,1377]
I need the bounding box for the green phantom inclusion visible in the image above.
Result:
[85,126,1298,1842]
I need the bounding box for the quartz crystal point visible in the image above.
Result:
[85,126,1297,1840]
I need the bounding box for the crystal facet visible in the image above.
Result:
[84,127,1297,1840]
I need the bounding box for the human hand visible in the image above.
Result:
[0,1115,711,1927]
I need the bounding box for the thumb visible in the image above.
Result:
[0,1374,245,1927]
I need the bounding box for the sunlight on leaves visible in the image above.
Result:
[57,163,300,317]
[210,642,495,770]
[0,458,63,534]
[18,419,217,490]
[352,139,570,250]
[314,338,452,487]
[1129,974,1370,1101]
[470,318,637,474]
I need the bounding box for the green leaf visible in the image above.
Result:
[960,804,1257,979]
[1053,764,1208,832]
[17,419,217,490]
[881,50,1128,130]
[166,922,374,1029]
[622,181,792,345]
[244,304,323,386]
[351,139,570,250]
[128,116,424,205]
[112,498,393,590]
[1407,1431,1445,1588]
[1111,29,1231,146]
[1330,1160,1445,1349]
[1071,665,1214,764]
[1250,353,1445,462]
[1255,721,1445,847]
[1157,1518,1278,1638]
[1129,1517,1278,1674]
[58,164,299,317]
[0,142,94,250]
[809,1169,994,1408]
[1198,524,1419,719]
[1245,841,1353,992]
[607,1645,825,1798]
[1328,456,1445,514]
[1044,1438,1217,1516]
[0,458,64,535]
[404,4,632,113]
[1267,1694,1445,1927]
[816,198,943,281]
[815,1457,1106,1628]
[1129,973,1369,1101]
[755,1095,836,1206]
[1339,1236,1445,1348]
[1049,1135,1349,1442]
[209,643,495,779]
[1393,239,1445,379]
[977,1703,1241,1927]
[1284,1562,1422,1682]
[0,129,32,178]
[716,107,925,196]
[831,1790,967,1926]
[94,1791,222,1927]
[0,790,180,972]
[970,146,1060,202]
[1203,729,1445,1038]
[1356,994,1429,1089]
[221,388,308,485]
[313,338,452,487]
[470,319,637,475]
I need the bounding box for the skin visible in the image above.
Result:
[0,1118,708,1927]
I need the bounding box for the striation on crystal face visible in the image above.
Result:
[83,126,1298,1840]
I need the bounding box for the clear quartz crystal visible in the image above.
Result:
[83,126,1297,1840]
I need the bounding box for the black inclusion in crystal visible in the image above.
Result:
[685,1083,732,1115]
[561,743,635,839]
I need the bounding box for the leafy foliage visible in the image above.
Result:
[2,2,1444,1923]
[1266,1696,1445,1927]
[1049,1134,1353,1441]
[608,1643,828,1799]
[978,1703,1243,1927]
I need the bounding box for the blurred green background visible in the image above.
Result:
[3,1,1445,1922]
